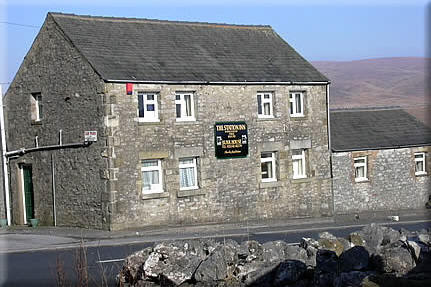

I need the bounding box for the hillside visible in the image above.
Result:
[312,57,430,125]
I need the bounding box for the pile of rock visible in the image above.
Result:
[117,224,431,287]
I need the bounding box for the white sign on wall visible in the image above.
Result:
[84,131,98,142]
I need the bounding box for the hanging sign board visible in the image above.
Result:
[84,131,98,142]
[214,122,248,158]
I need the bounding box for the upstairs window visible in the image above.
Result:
[138,92,159,122]
[176,92,195,121]
[257,92,274,118]
[141,159,163,194]
[292,149,306,179]
[179,158,198,190]
[261,152,277,182]
[354,156,368,182]
[289,92,304,117]
[415,152,427,175]
[31,93,42,121]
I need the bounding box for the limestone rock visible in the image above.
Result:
[339,246,369,272]
[334,271,375,287]
[316,249,338,274]
[377,242,416,275]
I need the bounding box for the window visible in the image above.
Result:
[257,92,274,118]
[179,158,198,190]
[141,159,163,194]
[289,92,304,117]
[31,93,42,121]
[261,152,277,182]
[138,92,159,122]
[176,92,195,121]
[292,149,306,179]
[415,152,427,175]
[354,156,368,182]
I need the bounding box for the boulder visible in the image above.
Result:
[118,247,153,285]
[143,240,212,286]
[318,231,337,240]
[418,233,431,246]
[300,237,320,249]
[339,246,369,272]
[360,223,384,254]
[406,240,421,263]
[273,260,307,286]
[381,227,401,246]
[262,240,289,263]
[316,249,338,274]
[377,242,416,275]
[348,232,364,247]
[318,238,345,256]
[285,245,310,264]
[238,240,263,262]
[334,271,375,287]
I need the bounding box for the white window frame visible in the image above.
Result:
[415,152,427,176]
[261,152,277,182]
[289,92,304,117]
[354,156,368,182]
[257,92,274,118]
[292,149,307,179]
[175,92,195,121]
[179,157,199,190]
[137,92,159,122]
[31,93,42,121]
[141,159,163,194]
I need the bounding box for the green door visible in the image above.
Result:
[23,166,34,222]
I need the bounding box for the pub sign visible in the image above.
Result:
[214,122,248,158]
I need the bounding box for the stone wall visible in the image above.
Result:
[332,147,431,214]
[106,83,332,230]
[4,14,109,228]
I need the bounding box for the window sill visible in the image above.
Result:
[177,188,205,198]
[257,117,277,121]
[176,118,196,122]
[355,178,369,183]
[31,120,42,126]
[135,118,160,123]
[415,172,428,177]
[290,114,305,118]
[141,191,169,200]
[260,180,282,188]
[291,177,313,184]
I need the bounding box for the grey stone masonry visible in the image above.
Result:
[106,83,332,230]
[332,147,431,214]
[4,14,109,229]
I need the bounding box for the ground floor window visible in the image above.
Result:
[292,149,306,179]
[415,152,427,175]
[261,152,277,182]
[141,159,163,193]
[179,157,198,190]
[354,156,368,182]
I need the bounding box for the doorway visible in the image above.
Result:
[21,165,34,224]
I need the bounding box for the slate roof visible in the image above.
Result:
[330,108,431,151]
[49,12,328,83]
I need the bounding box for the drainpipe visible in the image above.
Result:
[0,85,11,225]
[51,154,56,226]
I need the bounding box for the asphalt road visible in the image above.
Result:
[1,221,430,287]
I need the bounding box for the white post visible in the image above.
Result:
[0,84,11,225]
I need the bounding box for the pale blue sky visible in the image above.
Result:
[0,0,429,88]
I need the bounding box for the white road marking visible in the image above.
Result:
[96,258,124,264]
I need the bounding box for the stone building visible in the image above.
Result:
[330,108,431,215]
[3,13,332,230]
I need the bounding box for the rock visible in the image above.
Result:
[305,246,318,267]
[334,271,375,287]
[238,240,263,262]
[318,238,345,256]
[143,240,211,286]
[418,233,431,246]
[237,261,277,287]
[319,231,337,240]
[300,237,320,249]
[314,272,336,287]
[316,249,338,274]
[349,232,365,247]
[118,247,153,285]
[262,240,289,263]
[193,241,239,283]
[339,246,369,272]
[381,227,401,246]
[285,245,312,266]
[273,260,307,285]
[360,223,384,254]
[406,240,421,263]
[377,242,416,275]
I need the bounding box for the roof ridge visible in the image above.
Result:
[48,12,272,30]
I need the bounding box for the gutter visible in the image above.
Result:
[5,142,91,158]
[332,143,431,153]
[105,79,331,85]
